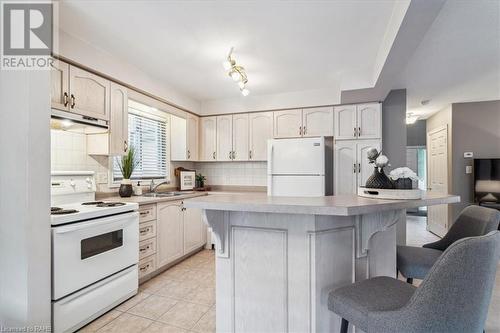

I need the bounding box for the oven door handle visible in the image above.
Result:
[53,212,139,234]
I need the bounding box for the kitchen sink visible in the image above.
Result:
[142,191,193,198]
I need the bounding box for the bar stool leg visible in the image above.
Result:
[340,318,349,333]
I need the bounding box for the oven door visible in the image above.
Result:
[52,211,139,300]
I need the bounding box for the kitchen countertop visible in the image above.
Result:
[183,192,460,216]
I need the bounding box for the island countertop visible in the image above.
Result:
[183,192,460,216]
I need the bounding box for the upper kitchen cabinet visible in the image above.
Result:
[199,116,217,161]
[356,103,381,139]
[216,115,233,161]
[108,83,129,155]
[249,112,273,161]
[302,107,333,137]
[51,59,70,110]
[170,115,187,161]
[232,113,249,161]
[334,103,381,140]
[69,66,111,121]
[186,114,199,161]
[274,109,302,138]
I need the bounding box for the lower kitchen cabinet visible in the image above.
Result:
[157,201,184,268]
[183,206,205,254]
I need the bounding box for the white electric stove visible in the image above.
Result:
[50,171,139,333]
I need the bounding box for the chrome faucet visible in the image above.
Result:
[150,180,171,193]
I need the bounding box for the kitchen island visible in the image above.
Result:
[184,193,459,333]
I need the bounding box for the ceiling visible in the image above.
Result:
[58,0,407,102]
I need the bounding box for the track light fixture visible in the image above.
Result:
[223,47,250,96]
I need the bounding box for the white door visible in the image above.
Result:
[199,116,217,161]
[268,137,325,175]
[217,115,233,161]
[157,202,184,268]
[427,126,449,237]
[69,66,110,121]
[357,103,381,139]
[357,140,382,188]
[109,82,128,155]
[183,206,206,254]
[334,105,357,140]
[302,107,334,137]
[170,115,187,161]
[186,114,198,161]
[273,109,302,138]
[334,141,357,194]
[249,112,273,161]
[51,59,70,111]
[232,113,249,161]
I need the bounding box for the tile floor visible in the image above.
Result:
[81,216,500,333]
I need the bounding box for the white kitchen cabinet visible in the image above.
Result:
[302,107,333,137]
[183,207,206,254]
[249,112,273,161]
[186,114,199,160]
[170,115,187,161]
[69,66,110,121]
[334,105,357,140]
[334,103,381,140]
[108,83,128,155]
[200,116,217,161]
[274,109,302,138]
[334,139,381,195]
[357,103,382,139]
[216,115,233,161]
[334,141,357,195]
[51,59,70,111]
[232,113,249,161]
[156,201,184,268]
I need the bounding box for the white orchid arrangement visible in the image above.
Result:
[366,147,390,171]
[389,167,420,181]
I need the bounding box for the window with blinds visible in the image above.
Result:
[113,107,168,181]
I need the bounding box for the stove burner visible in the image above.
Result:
[96,202,126,207]
[51,207,62,212]
[51,209,79,215]
[81,201,104,205]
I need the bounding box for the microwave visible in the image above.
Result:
[179,171,195,190]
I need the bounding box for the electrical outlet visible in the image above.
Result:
[97,172,108,184]
[466,166,473,174]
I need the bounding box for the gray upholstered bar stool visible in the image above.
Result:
[398,205,500,284]
[328,231,500,333]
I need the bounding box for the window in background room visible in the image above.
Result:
[113,100,169,182]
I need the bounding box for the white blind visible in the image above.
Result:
[114,111,168,180]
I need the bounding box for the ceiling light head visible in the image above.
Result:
[222,60,232,71]
[238,81,245,89]
[230,70,241,82]
[241,88,250,97]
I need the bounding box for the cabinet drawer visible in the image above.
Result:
[138,255,156,279]
[139,204,156,223]
[138,238,156,260]
[139,220,156,242]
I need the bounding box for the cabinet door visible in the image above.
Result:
[69,66,110,121]
[357,140,382,188]
[216,115,233,161]
[334,141,357,195]
[183,207,206,254]
[232,113,249,161]
[273,109,302,138]
[302,107,333,137]
[109,83,128,155]
[199,116,217,161]
[334,105,357,140]
[171,115,187,161]
[187,114,199,161]
[51,59,70,111]
[249,112,273,161]
[157,202,184,268]
[357,103,381,139]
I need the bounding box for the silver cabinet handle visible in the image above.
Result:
[213,151,216,160]
[249,150,252,160]
[70,94,76,109]
[358,163,361,173]
[299,126,302,136]
[358,127,361,137]
[354,127,357,137]
[139,245,150,252]
[63,92,69,107]
[139,227,150,235]
[229,151,232,159]
[124,140,128,153]
[232,151,236,159]
[187,150,190,159]
[139,264,150,272]
[303,126,307,135]
[353,163,357,174]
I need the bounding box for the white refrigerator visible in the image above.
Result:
[267,137,333,197]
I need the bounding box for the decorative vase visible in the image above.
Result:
[119,179,133,197]
[394,178,413,189]
[365,167,393,189]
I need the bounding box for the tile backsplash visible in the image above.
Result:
[194,162,267,187]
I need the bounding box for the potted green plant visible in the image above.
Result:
[195,173,206,189]
[118,147,138,197]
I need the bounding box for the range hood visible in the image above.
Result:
[51,109,108,134]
